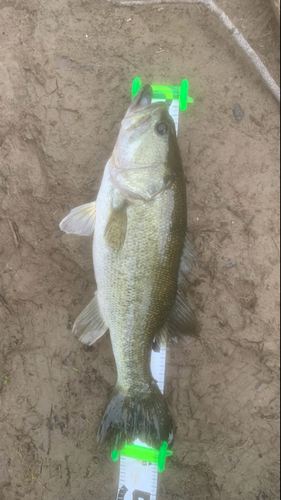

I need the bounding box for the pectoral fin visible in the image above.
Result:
[59,202,96,236]
[73,293,108,345]
[104,206,127,252]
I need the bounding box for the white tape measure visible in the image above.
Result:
[116,347,167,500]
[115,85,185,500]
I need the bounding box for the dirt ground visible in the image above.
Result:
[0,0,280,498]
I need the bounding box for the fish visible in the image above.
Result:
[59,84,200,451]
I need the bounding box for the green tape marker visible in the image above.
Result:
[112,441,173,473]
[132,77,194,110]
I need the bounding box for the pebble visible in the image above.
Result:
[82,64,95,74]
[233,103,245,121]
[55,57,71,69]
[226,262,237,269]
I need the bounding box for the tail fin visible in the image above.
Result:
[97,380,174,451]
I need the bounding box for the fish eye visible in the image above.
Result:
[155,122,169,136]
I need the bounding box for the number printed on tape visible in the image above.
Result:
[118,456,158,500]
[133,490,151,499]
[118,485,128,499]
[118,486,151,500]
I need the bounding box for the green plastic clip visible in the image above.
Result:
[132,77,194,110]
[112,441,173,473]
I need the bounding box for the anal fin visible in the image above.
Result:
[59,202,96,236]
[178,232,197,285]
[155,291,200,345]
[166,291,200,338]
[73,293,108,345]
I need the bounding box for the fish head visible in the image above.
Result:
[110,85,180,201]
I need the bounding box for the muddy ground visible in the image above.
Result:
[0,0,280,499]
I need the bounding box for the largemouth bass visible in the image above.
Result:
[60,85,200,451]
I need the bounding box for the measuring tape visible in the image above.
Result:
[113,78,193,500]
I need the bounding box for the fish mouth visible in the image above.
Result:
[123,85,170,132]
[130,84,153,110]
[126,84,170,116]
